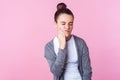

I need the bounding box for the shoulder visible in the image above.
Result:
[45,39,54,49]
[73,35,86,43]
[73,35,88,48]
[44,39,56,58]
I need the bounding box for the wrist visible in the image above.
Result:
[59,44,66,49]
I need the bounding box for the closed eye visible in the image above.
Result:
[61,22,66,25]
[62,23,65,25]
[69,23,73,26]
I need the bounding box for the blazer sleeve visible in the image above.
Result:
[81,40,92,80]
[44,43,67,77]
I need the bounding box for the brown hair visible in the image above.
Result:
[54,3,74,22]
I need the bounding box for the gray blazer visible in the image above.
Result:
[44,35,92,80]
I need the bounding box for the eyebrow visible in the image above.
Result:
[60,21,73,23]
[69,22,73,24]
[60,21,65,23]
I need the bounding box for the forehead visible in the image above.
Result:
[57,13,74,22]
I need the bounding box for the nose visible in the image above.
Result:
[65,24,69,30]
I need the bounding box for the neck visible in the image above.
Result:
[66,35,72,41]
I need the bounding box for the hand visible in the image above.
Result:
[57,30,66,49]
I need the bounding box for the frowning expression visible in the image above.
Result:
[55,13,74,38]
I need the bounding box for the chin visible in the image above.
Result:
[65,34,71,38]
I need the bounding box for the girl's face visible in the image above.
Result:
[55,13,74,38]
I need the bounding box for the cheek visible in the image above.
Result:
[72,27,73,30]
[57,25,64,30]
[70,26,73,30]
[57,26,61,31]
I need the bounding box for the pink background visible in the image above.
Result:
[0,0,120,80]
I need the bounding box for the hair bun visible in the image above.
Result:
[57,3,67,10]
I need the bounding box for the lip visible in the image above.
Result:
[65,30,70,32]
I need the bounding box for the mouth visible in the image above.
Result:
[65,30,70,32]
[64,30,71,34]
